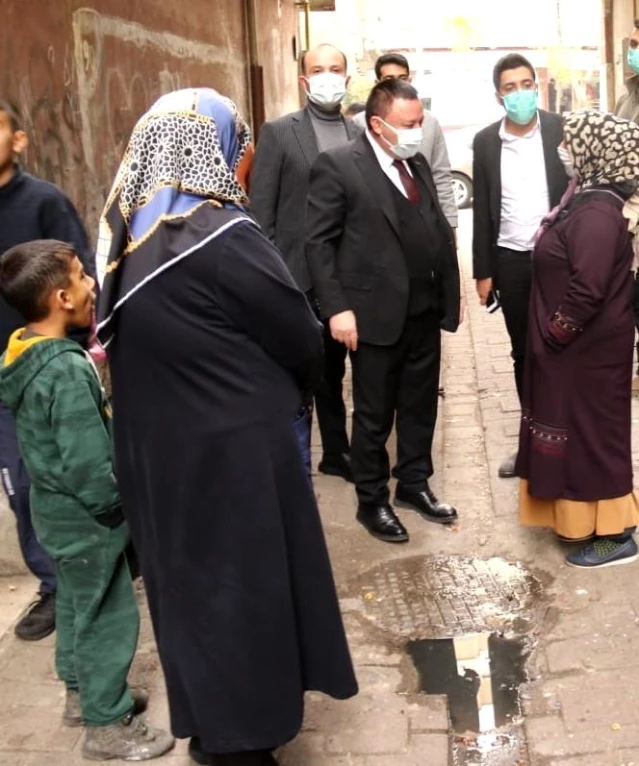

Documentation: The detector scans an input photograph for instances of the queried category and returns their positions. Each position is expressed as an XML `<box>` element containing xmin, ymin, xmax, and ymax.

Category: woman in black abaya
<box><xmin>96</xmin><ymin>88</ymin><xmax>357</xmax><ymax>766</ymax></box>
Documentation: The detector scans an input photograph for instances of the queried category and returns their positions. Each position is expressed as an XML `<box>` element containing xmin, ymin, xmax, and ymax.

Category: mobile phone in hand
<box><xmin>485</xmin><ymin>290</ymin><xmax>501</xmax><ymax>314</ymax></box>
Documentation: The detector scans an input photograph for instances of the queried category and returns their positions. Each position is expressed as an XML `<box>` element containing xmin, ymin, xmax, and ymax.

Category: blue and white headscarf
<box><xmin>96</xmin><ymin>88</ymin><xmax>252</xmax><ymax>346</ymax></box>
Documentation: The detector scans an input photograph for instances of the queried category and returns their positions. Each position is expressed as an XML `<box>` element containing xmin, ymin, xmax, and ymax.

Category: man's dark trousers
<box><xmin>315</xmin><ymin>321</ymin><xmax>350</xmax><ymax>460</ymax></box>
<box><xmin>0</xmin><ymin>402</ymin><xmax>56</xmax><ymax>594</ymax></box>
<box><xmin>496</xmin><ymin>248</ymin><xmax>533</xmax><ymax>402</ymax></box>
<box><xmin>349</xmin><ymin>312</ymin><xmax>441</xmax><ymax>506</ymax></box>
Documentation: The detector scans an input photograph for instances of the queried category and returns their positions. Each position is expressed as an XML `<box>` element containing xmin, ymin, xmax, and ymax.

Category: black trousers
<box><xmin>314</xmin><ymin>320</ymin><xmax>350</xmax><ymax>459</ymax></box>
<box><xmin>496</xmin><ymin>248</ymin><xmax>533</xmax><ymax>402</ymax></box>
<box><xmin>350</xmin><ymin>313</ymin><xmax>441</xmax><ymax>506</ymax></box>
<box><xmin>0</xmin><ymin>402</ymin><xmax>56</xmax><ymax>594</ymax></box>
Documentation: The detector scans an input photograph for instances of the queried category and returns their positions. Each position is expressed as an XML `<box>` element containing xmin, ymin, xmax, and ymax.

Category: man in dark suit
<box><xmin>306</xmin><ymin>79</ymin><xmax>460</xmax><ymax>544</ymax></box>
<box><xmin>472</xmin><ymin>53</ymin><xmax>569</xmax><ymax>479</ymax></box>
<box><xmin>251</xmin><ymin>44</ymin><xmax>360</xmax><ymax>482</ymax></box>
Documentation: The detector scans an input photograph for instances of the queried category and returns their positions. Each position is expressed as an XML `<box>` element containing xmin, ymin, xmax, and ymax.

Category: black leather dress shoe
<box><xmin>498</xmin><ymin>453</ymin><xmax>518</xmax><ymax>479</ymax></box>
<box><xmin>318</xmin><ymin>452</ymin><xmax>354</xmax><ymax>482</ymax></box>
<box><xmin>394</xmin><ymin>484</ymin><xmax>458</xmax><ymax>524</ymax></box>
<box><xmin>357</xmin><ymin>503</ymin><xmax>409</xmax><ymax>543</ymax></box>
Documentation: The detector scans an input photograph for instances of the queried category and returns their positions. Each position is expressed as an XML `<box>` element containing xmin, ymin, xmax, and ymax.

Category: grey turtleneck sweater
<box><xmin>307</xmin><ymin>100</ymin><xmax>349</xmax><ymax>153</ymax></box>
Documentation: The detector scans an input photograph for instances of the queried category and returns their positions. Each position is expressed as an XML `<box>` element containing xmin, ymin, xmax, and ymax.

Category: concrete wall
<box><xmin>0</xmin><ymin>0</ymin><xmax>299</xmax><ymax>239</ymax></box>
<box><xmin>256</xmin><ymin>0</ymin><xmax>301</xmax><ymax>120</ymax></box>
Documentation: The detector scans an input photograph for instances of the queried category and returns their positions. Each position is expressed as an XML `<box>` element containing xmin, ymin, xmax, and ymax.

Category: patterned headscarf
<box><xmin>96</xmin><ymin>88</ymin><xmax>253</xmax><ymax>346</ymax></box>
<box><xmin>563</xmin><ymin>111</ymin><xmax>639</xmax><ymax>256</ymax></box>
<box><xmin>563</xmin><ymin>110</ymin><xmax>639</xmax><ymax>191</ymax></box>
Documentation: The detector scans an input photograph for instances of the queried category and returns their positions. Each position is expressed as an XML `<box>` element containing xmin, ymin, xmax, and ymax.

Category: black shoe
<box><xmin>14</xmin><ymin>592</ymin><xmax>56</xmax><ymax>641</ymax></box>
<box><xmin>188</xmin><ymin>740</ymin><xmax>277</xmax><ymax>765</ymax></box>
<box><xmin>356</xmin><ymin>503</ymin><xmax>409</xmax><ymax>543</ymax></box>
<box><xmin>394</xmin><ymin>484</ymin><xmax>458</xmax><ymax>524</ymax></box>
<box><xmin>318</xmin><ymin>452</ymin><xmax>353</xmax><ymax>482</ymax></box>
<box><xmin>498</xmin><ymin>453</ymin><xmax>517</xmax><ymax>479</ymax></box>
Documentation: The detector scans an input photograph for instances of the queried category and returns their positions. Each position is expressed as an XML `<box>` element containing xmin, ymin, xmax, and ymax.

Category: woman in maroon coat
<box><xmin>516</xmin><ymin>111</ymin><xmax>639</xmax><ymax>568</ymax></box>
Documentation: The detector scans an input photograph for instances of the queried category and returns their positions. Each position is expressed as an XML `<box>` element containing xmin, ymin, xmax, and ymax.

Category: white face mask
<box><xmin>557</xmin><ymin>146</ymin><xmax>576</xmax><ymax>178</ymax></box>
<box><xmin>378</xmin><ymin>119</ymin><xmax>422</xmax><ymax>160</ymax></box>
<box><xmin>306</xmin><ymin>72</ymin><xmax>347</xmax><ymax>108</ymax></box>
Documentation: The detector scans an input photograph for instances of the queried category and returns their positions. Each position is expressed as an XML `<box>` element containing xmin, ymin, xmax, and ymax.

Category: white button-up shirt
<box><xmin>365</xmin><ymin>130</ymin><xmax>411</xmax><ymax>197</ymax></box>
<box><xmin>497</xmin><ymin>117</ymin><xmax>550</xmax><ymax>252</ymax></box>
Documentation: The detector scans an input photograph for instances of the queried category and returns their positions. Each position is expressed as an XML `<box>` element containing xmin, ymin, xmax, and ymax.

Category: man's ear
<box><xmin>12</xmin><ymin>130</ymin><xmax>28</xmax><ymax>157</ymax></box>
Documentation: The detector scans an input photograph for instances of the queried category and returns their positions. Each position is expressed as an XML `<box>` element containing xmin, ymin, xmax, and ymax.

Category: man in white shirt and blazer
<box><xmin>472</xmin><ymin>53</ymin><xmax>569</xmax><ymax>478</ymax></box>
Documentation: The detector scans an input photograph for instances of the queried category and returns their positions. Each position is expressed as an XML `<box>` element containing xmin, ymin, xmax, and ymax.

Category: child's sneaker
<box><xmin>82</xmin><ymin>713</ymin><xmax>174</xmax><ymax>761</ymax></box>
<box><xmin>63</xmin><ymin>688</ymin><xmax>149</xmax><ymax>727</ymax></box>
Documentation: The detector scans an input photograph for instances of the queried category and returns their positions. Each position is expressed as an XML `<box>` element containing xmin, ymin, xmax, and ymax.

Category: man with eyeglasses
<box><xmin>472</xmin><ymin>54</ymin><xmax>569</xmax><ymax>479</ymax></box>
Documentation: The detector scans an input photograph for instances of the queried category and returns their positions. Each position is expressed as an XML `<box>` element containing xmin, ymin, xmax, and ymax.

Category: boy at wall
<box><xmin>0</xmin><ymin>98</ymin><xmax>97</xmax><ymax>640</ymax></box>
<box><xmin>0</xmin><ymin>240</ymin><xmax>174</xmax><ymax>762</ymax></box>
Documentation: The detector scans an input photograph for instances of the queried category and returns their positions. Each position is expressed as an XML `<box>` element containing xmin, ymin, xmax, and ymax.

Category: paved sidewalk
<box><xmin>2</xmin><ymin>209</ymin><xmax>639</xmax><ymax>765</ymax></box>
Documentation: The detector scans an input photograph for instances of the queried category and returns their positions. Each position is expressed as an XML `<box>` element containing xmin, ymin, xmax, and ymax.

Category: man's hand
<box><xmin>476</xmin><ymin>278</ymin><xmax>493</xmax><ymax>306</ymax></box>
<box><xmin>329</xmin><ymin>310</ymin><xmax>358</xmax><ymax>351</ymax></box>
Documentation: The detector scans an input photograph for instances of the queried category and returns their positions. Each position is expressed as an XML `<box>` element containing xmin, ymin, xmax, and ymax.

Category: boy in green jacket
<box><xmin>0</xmin><ymin>239</ymin><xmax>173</xmax><ymax>761</ymax></box>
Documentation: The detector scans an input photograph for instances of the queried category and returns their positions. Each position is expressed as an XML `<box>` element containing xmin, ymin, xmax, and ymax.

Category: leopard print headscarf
<box><xmin>563</xmin><ymin>110</ymin><xmax>639</xmax><ymax>190</ymax></box>
<box><xmin>564</xmin><ymin>111</ymin><xmax>639</xmax><ymax>255</ymax></box>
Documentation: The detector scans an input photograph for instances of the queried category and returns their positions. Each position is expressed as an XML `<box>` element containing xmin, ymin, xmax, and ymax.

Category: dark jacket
<box><xmin>472</xmin><ymin>110</ymin><xmax>569</xmax><ymax>283</ymax></box>
<box><xmin>0</xmin><ymin>168</ymin><xmax>96</xmax><ymax>348</ymax></box>
<box><xmin>0</xmin><ymin>333</ymin><xmax>120</xmax><ymax>557</ymax></box>
<box><xmin>250</xmin><ymin>107</ymin><xmax>360</xmax><ymax>292</ymax></box>
<box><xmin>305</xmin><ymin>133</ymin><xmax>461</xmax><ymax>346</ymax></box>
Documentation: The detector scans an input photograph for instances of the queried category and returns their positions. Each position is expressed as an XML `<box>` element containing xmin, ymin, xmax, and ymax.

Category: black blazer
<box><xmin>305</xmin><ymin>134</ymin><xmax>461</xmax><ymax>346</ymax></box>
<box><xmin>250</xmin><ymin>107</ymin><xmax>360</xmax><ymax>292</ymax></box>
<box><xmin>472</xmin><ymin>110</ymin><xmax>569</xmax><ymax>283</ymax></box>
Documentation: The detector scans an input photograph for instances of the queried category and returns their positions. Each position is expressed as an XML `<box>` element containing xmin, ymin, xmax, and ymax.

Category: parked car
<box><xmin>443</xmin><ymin>126</ymin><xmax>481</xmax><ymax>209</ymax></box>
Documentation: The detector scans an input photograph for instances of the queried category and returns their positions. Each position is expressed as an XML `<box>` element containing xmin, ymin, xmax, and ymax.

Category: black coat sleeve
<box><xmin>305</xmin><ymin>151</ymin><xmax>350</xmax><ymax>319</ymax></box>
<box><xmin>215</xmin><ymin>222</ymin><xmax>323</xmax><ymax>394</ymax></box>
<box><xmin>249</xmin><ymin>121</ymin><xmax>281</xmax><ymax>241</ymax></box>
<box><xmin>471</xmin><ymin>134</ymin><xmax>494</xmax><ymax>281</ymax></box>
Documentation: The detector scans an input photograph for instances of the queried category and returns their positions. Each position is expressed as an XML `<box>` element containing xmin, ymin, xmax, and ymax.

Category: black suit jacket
<box><xmin>305</xmin><ymin>134</ymin><xmax>461</xmax><ymax>346</ymax></box>
<box><xmin>472</xmin><ymin>110</ymin><xmax>569</xmax><ymax>283</ymax></box>
<box><xmin>250</xmin><ymin>107</ymin><xmax>360</xmax><ymax>292</ymax></box>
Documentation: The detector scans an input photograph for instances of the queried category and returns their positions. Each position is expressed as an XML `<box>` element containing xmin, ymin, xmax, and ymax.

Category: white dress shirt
<box><xmin>365</xmin><ymin>130</ymin><xmax>411</xmax><ymax>197</ymax></box>
<box><xmin>497</xmin><ymin>117</ymin><xmax>550</xmax><ymax>251</ymax></box>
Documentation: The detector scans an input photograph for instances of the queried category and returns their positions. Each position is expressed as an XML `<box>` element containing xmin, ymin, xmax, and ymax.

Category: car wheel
<box><xmin>451</xmin><ymin>173</ymin><xmax>472</xmax><ymax>209</ymax></box>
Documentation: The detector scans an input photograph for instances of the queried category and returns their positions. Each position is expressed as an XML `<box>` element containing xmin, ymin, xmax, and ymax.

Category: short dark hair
<box><xmin>344</xmin><ymin>102</ymin><xmax>365</xmax><ymax>117</ymax></box>
<box><xmin>374</xmin><ymin>53</ymin><xmax>410</xmax><ymax>80</ymax></box>
<box><xmin>0</xmin><ymin>240</ymin><xmax>76</xmax><ymax>322</ymax></box>
<box><xmin>365</xmin><ymin>79</ymin><xmax>420</xmax><ymax>129</ymax></box>
<box><xmin>300</xmin><ymin>44</ymin><xmax>348</xmax><ymax>76</ymax></box>
<box><xmin>0</xmin><ymin>99</ymin><xmax>21</xmax><ymax>132</ymax></box>
<box><xmin>492</xmin><ymin>54</ymin><xmax>536</xmax><ymax>91</ymax></box>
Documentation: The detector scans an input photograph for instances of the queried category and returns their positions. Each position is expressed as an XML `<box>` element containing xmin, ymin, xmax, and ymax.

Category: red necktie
<box><xmin>392</xmin><ymin>160</ymin><xmax>420</xmax><ymax>205</ymax></box>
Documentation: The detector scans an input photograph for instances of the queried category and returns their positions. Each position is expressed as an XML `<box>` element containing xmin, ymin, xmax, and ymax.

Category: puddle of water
<box><xmin>407</xmin><ymin>633</ymin><xmax>528</xmax><ymax>765</ymax></box>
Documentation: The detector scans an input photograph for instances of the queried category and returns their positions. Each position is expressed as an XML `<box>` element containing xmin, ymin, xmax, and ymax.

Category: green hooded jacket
<box><xmin>0</xmin><ymin>330</ymin><xmax>120</xmax><ymax>557</ymax></box>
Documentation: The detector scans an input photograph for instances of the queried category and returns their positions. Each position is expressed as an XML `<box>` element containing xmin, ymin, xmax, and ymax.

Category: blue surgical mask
<box><xmin>502</xmin><ymin>89</ymin><xmax>538</xmax><ymax>126</ymax></box>
<box><xmin>628</xmin><ymin>47</ymin><xmax>639</xmax><ymax>76</ymax></box>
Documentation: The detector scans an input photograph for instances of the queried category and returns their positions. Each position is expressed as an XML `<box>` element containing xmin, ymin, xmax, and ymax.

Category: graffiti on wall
<box><xmin>13</xmin><ymin>6</ymin><xmax>248</xmax><ymax>237</ymax></box>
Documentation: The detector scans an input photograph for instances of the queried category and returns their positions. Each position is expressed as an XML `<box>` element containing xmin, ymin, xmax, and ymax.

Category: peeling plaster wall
<box><xmin>0</xmin><ymin>1</ymin><xmax>296</xmax><ymax>238</ymax></box>
<box><xmin>255</xmin><ymin>0</ymin><xmax>301</xmax><ymax>120</ymax></box>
